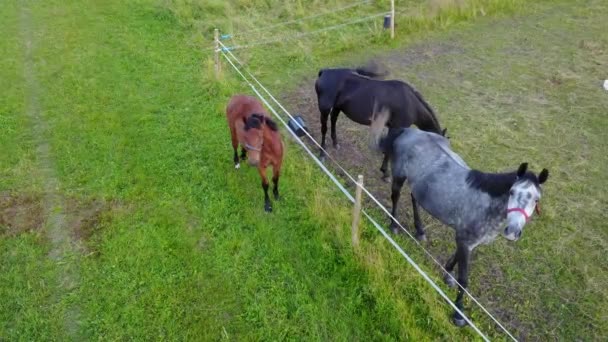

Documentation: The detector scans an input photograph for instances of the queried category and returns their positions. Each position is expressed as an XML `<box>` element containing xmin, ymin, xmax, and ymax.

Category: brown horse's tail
<box><xmin>369</xmin><ymin>103</ymin><xmax>391</xmax><ymax>152</ymax></box>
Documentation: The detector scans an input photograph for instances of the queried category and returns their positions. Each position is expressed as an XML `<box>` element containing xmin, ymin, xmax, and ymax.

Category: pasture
<box><xmin>1</xmin><ymin>0</ymin><xmax>606</xmax><ymax>340</ymax></box>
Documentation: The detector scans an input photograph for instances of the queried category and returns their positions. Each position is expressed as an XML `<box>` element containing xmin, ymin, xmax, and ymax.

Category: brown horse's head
<box><xmin>243</xmin><ymin>114</ymin><xmax>266</xmax><ymax>166</ymax></box>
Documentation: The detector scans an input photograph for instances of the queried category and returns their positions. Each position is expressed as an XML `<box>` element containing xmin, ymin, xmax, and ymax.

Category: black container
<box><xmin>287</xmin><ymin>115</ymin><xmax>308</xmax><ymax>137</ymax></box>
<box><xmin>383</xmin><ymin>14</ymin><xmax>392</xmax><ymax>29</ymax></box>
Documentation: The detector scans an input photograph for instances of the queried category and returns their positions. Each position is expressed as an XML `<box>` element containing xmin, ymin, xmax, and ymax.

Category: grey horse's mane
<box><xmin>426</xmin><ymin>133</ymin><xmax>469</xmax><ymax>169</ymax></box>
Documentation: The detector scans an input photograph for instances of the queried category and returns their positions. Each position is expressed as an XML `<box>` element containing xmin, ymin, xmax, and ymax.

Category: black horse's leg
<box><xmin>320</xmin><ymin>109</ymin><xmax>330</xmax><ymax>160</ymax></box>
<box><xmin>452</xmin><ymin>242</ymin><xmax>471</xmax><ymax>327</ymax></box>
<box><xmin>390</xmin><ymin>176</ymin><xmax>406</xmax><ymax>234</ymax></box>
<box><xmin>330</xmin><ymin>109</ymin><xmax>339</xmax><ymax>149</ymax></box>
<box><xmin>240</xmin><ymin>147</ymin><xmax>247</xmax><ymax>161</ymax></box>
<box><xmin>380</xmin><ymin>153</ymin><xmax>390</xmax><ymax>182</ymax></box>
<box><xmin>411</xmin><ymin>193</ymin><xmax>427</xmax><ymax>241</ymax></box>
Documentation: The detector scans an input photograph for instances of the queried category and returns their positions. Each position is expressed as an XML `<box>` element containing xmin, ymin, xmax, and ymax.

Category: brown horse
<box><xmin>226</xmin><ymin>95</ymin><xmax>284</xmax><ymax>212</ymax></box>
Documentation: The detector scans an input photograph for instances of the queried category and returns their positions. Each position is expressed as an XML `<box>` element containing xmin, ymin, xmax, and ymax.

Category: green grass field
<box><xmin>1</xmin><ymin>0</ymin><xmax>606</xmax><ymax>340</ymax></box>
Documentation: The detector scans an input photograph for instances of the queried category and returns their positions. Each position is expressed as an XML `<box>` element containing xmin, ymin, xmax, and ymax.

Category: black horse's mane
<box><xmin>244</xmin><ymin>113</ymin><xmax>278</xmax><ymax>131</ymax></box>
<box><xmin>346</xmin><ymin>72</ymin><xmax>443</xmax><ymax>135</ymax></box>
<box><xmin>466</xmin><ymin>170</ymin><xmax>540</xmax><ymax>197</ymax></box>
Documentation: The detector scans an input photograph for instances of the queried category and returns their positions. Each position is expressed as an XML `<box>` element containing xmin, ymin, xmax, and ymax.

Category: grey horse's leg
<box><xmin>380</xmin><ymin>153</ymin><xmax>390</xmax><ymax>182</ymax></box>
<box><xmin>410</xmin><ymin>193</ymin><xmax>427</xmax><ymax>241</ymax></box>
<box><xmin>330</xmin><ymin>109</ymin><xmax>339</xmax><ymax>149</ymax></box>
<box><xmin>452</xmin><ymin>242</ymin><xmax>471</xmax><ymax>327</ymax></box>
<box><xmin>443</xmin><ymin>252</ymin><xmax>458</xmax><ymax>288</ymax></box>
<box><xmin>390</xmin><ymin>176</ymin><xmax>407</xmax><ymax>234</ymax></box>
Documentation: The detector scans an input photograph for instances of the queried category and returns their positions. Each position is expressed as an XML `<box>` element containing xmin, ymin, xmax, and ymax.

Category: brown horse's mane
<box><xmin>244</xmin><ymin>113</ymin><xmax>278</xmax><ymax>132</ymax></box>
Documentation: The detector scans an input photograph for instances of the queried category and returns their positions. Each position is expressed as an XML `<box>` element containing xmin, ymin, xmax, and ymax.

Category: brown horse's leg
<box><xmin>272</xmin><ymin>165</ymin><xmax>280</xmax><ymax>200</ymax></box>
<box><xmin>230</xmin><ymin>125</ymin><xmax>240</xmax><ymax>169</ymax></box>
<box><xmin>259</xmin><ymin>166</ymin><xmax>272</xmax><ymax>212</ymax></box>
<box><xmin>240</xmin><ymin>147</ymin><xmax>247</xmax><ymax>161</ymax></box>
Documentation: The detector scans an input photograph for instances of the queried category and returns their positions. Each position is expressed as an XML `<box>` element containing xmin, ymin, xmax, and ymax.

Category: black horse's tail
<box><xmin>355</xmin><ymin>67</ymin><xmax>386</xmax><ymax>79</ymax></box>
<box><xmin>355</xmin><ymin>61</ymin><xmax>388</xmax><ymax>79</ymax></box>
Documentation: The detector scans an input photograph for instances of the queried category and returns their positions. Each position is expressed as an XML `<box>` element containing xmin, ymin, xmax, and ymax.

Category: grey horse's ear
<box><xmin>538</xmin><ymin>169</ymin><xmax>549</xmax><ymax>184</ymax></box>
<box><xmin>517</xmin><ymin>163</ymin><xmax>528</xmax><ymax>178</ymax></box>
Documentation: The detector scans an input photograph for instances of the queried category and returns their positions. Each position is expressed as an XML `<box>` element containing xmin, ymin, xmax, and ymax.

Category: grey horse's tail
<box><xmin>369</xmin><ymin>104</ymin><xmax>391</xmax><ymax>152</ymax></box>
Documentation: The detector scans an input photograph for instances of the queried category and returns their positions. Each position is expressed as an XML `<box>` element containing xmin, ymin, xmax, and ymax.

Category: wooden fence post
<box><xmin>214</xmin><ymin>28</ymin><xmax>221</xmax><ymax>79</ymax></box>
<box><xmin>351</xmin><ymin>174</ymin><xmax>364</xmax><ymax>247</ymax></box>
<box><xmin>390</xmin><ymin>0</ymin><xmax>395</xmax><ymax>39</ymax></box>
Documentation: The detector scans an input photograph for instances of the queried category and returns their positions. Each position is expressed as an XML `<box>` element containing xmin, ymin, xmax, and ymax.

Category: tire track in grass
<box><xmin>19</xmin><ymin>4</ymin><xmax>81</xmax><ymax>339</ymax></box>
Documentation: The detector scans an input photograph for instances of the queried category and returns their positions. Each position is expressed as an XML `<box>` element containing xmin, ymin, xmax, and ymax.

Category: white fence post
<box><xmin>391</xmin><ymin>0</ymin><xmax>395</xmax><ymax>39</ymax></box>
<box><xmin>351</xmin><ymin>174</ymin><xmax>364</xmax><ymax>247</ymax></box>
<box><xmin>214</xmin><ymin>28</ymin><xmax>221</xmax><ymax>78</ymax></box>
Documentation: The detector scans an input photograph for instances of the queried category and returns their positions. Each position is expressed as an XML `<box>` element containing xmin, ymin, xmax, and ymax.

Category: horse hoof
<box><xmin>453</xmin><ymin>317</ymin><xmax>467</xmax><ymax>327</ymax></box>
<box><xmin>274</xmin><ymin>194</ymin><xmax>280</xmax><ymax>201</ymax></box>
<box><xmin>235</xmin><ymin>163</ymin><xmax>240</xmax><ymax>169</ymax></box>
<box><xmin>319</xmin><ymin>155</ymin><xmax>326</xmax><ymax>162</ymax></box>
<box><xmin>390</xmin><ymin>225</ymin><xmax>401</xmax><ymax>235</ymax></box>
<box><xmin>444</xmin><ymin>274</ymin><xmax>457</xmax><ymax>288</ymax></box>
<box><xmin>333</xmin><ymin>144</ymin><xmax>340</xmax><ymax>150</ymax></box>
<box><xmin>416</xmin><ymin>233</ymin><xmax>427</xmax><ymax>242</ymax></box>
<box><xmin>265</xmin><ymin>205</ymin><xmax>272</xmax><ymax>213</ymax></box>
<box><xmin>381</xmin><ymin>175</ymin><xmax>391</xmax><ymax>183</ymax></box>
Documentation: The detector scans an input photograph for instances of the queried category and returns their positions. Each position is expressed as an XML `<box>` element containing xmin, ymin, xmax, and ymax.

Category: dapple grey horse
<box><xmin>371</xmin><ymin>111</ymin><xmax>549</xmax><ymax>326</ymax></box>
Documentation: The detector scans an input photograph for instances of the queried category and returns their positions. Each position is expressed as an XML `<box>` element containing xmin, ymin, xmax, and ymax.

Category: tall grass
<box><xmin>163</xmin><ymin>0</ymin><xmax>526</xmax><ymax>34</ymax></box>
<box><xmin>159</xmin><ymin>0</ymin><xmax>532</xmax><ymax>90</ymax></box>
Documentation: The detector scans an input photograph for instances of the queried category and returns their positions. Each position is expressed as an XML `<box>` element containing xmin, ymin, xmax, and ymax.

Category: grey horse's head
<box><xmin>504</xmin><ymin>163</ymin><xmax>549</xmax><ymax>241</ymax></box>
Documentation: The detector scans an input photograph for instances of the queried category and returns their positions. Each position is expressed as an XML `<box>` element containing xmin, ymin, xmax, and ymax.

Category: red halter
<box><xmin>507</xmin><ymin>203</ymin><xmax>541</xmax><ymax>222</ymax></box>
<box><xmin>507</xmin><ymin>207</ymin><xmax>530</xmax><ymax>222</ymax></box>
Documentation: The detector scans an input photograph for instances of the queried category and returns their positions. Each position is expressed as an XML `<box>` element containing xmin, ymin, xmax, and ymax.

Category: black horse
<box><xmin>315</xmin><ymin>67</ymin><xmax>446</xmax><ymax>180</ymax></box>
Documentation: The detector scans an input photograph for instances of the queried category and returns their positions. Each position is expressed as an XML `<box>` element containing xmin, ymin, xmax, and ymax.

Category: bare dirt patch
<box><xmin>0</xmin><ymin>191</ymin><xmax>44</xmax><ymax>236</ymax></box>
<box><xmin>0</xmin><ymin>191</ymin><xmax>123</xmax><ymax>245</ymax></box>
<box><xmin>65</xmin><ymin>198</ymin><xmax>123</xmax><ymax>245</ymax></box>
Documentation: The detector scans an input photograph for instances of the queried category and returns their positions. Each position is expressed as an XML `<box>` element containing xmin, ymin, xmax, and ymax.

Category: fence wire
<box><xmin>219</xmin><ymin>45</ymin><xmax>523</xmax><ymax>341</ymax></box>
